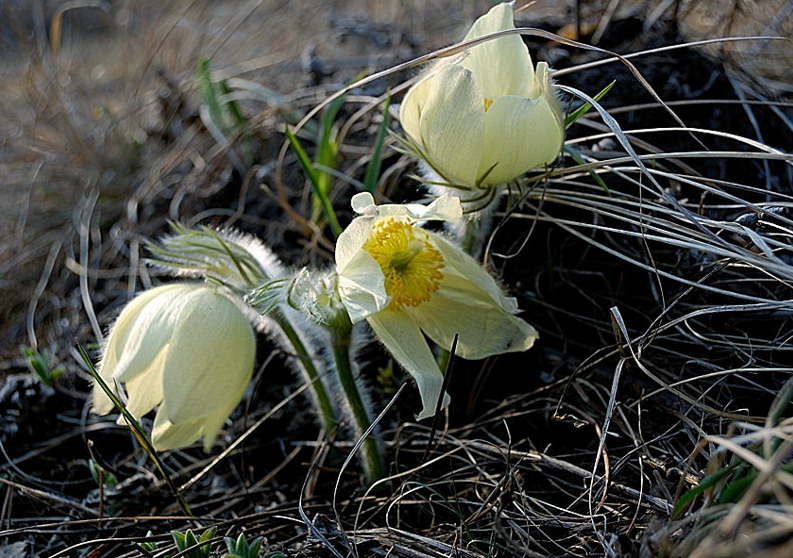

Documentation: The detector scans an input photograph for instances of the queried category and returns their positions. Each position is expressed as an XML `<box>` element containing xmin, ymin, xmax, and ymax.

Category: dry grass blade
<box><xmin>2</xmin><ymin>1</ymin><xmax>793</xmax><ymax>557</ymax></box>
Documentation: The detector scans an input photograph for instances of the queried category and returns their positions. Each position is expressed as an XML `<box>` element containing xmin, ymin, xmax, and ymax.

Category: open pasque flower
<box><xmin>93</xmin><ymin>283</ymin><xmax>256</xmax><ymax>451</ymax></box>
<box><xmin>336</xmin><ymin>193</ymin><xmax>538</xmax><ymax>419</ymax></box>
<box><xmin>399</xmin><ymin>2</ymin><xmax>564</xmax><ymax>189</ymax></box>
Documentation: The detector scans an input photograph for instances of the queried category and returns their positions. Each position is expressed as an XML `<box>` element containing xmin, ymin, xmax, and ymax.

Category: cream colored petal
<box><xmin>93</xmin><ymin>285</ymin><xmax>181</xmax><ymax>414</ymax></box>
<box><xmin>335</xmin><ymin>215</ymin><xmax>373</xmax><ymax>270</ymax></box>
<box><xmin>337</xmin><ymin>249</ymin><xmax>390</xmax><ymax>323</ymax></box>
<box><xmin>478</xmin><ymin>91</ymin><xmax>564</xmax><ymax>185</ymax></box>
<box><xmin>196</xmin><ymin>408</ymin><xmax>233</xmax><ymax>452</ymax></box>
<box><xmin>350</xmin><ymin>192</ymin><xmax>378</xmax><ymax>215</ymax></box>
<box><xmin>375</xmin><ymin>194</ymin><xmax>463</xmax><ymax>224</ymax></box>
<box><xmin>152</xmin><ymin>394</ymin><xmax>238</xmax><ymax>451</ymax></box>
<box><xmin>92</xmin><ymin>372</ymin><xmax>120</xmax><ymax>415</ymax></box>
<box><xmin>351</xmin><ymin>191</ymin><xmax>463</xmax><ymax>223</ymax></box>
<box><xmin>432</xmin><ymin>232</ymin><xmax>517</xmax><ymax>308</ymax></box>
<box><xmin>399</xmin><ymin>66</ymin><xmax>442</xmax><ymax>159</ymax></box>
<box><xmin>92</xmin><ymin>386</ymin><xmax>117</xmax><ymax>416</ymax></box>
<box><xmin>535</xmin><ymin>62</ymin><xmax>565</xmax><ymax>125</ymax></box>
<box><xmin>367</xmin><ymin>310</ymin><xmax>450</xmax><ymax>420</ymax></box>
<box><xmin>162</xmin><ymin>288</ymin><xmax>255</xmax><ymax>424</ymax></box>
<box><xmin>411</xmin><ymin>64</ymin><xmax>485</xmax><ymax>187</ymax></box>
<box><xmin>460</xmin><ymin>3</ymin><xmax>533</xmax><ymax>99</ymax></box>
<box><xmin>122</xmin><ymin>349</ymin><xmax>166</xmax><ymax>418</ymax></box>
<box><xmin>151</xmin><ymin>411</ymin><xmax>203</xmax><ymax>451</ymax></box>
<box><xmin>112</xmin><ymin>285</ymin><xmax>196</xmax><ymax>383</ymax></box>
<box><xmin>410</xmin><ymin>232</ymin><xmax>538</xmax><ymax>358</ymax></box>
<box><xmin>412</xmin><ymin>272</ymin><xmax>538</xmax><ymax>360</ymax></box>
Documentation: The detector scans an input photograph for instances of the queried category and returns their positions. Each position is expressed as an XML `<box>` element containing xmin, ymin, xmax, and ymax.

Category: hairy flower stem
<box><xmin>457</xmin><ymin>187</ymin><xmax>505</xmax><ymax>257</ymax></box>
<box><xmin>330</xmin><ymin>324</ymin><xmax>385</xmax><ymax>484</ymax></box>
<box><xmin>273</xmin><ymin>313</ymin><xmax>338</xmax><ymax>435</ymax></box>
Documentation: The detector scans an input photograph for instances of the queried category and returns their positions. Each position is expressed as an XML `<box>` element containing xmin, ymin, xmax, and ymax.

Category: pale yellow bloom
<box><xmin>336</xmin><ymin>193</ymin><xmax>538</xmax><ymax>419</ymax></box>
<box><xmin>93</xmin><ymin>283</ymin><xmax>256</xmax><ymax>451</ymax></box>
<box><xmin>399</xmin><ymin>3</ymin><xmax>564</xmax><ymax>188</ymax></box>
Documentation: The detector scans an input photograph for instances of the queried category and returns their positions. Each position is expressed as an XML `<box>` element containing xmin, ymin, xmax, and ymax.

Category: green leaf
<box><xmin>564</xmin><ymin>144</ymin><xmax>611</xmax><ymax>194</ymax></box>
<box><xmin>285</xmin><ymin>126</ymin><xmax>342</xmax><ymax>237</ymax></box>
<box><xmin>197</xmin><ymin>58</ymin><xmax>252</xmax><ymax>164</ymax></box>
<box><xmin>565</xmin><ymin>81</ymin><xmax>615</xmax><ymax>127</ymax></box>
<box><xmin>171</xmin><ymin>528</ymin><xmax>215</xmax><ymax>558</ymax></box>
<box><xmin>672</xmin><ymin>461</ymin><xmax>737</xmax><ymax>518</ymax></box>
<box><xmin>88</xmin><ymin>458</ymin><xmax>118</xmax><ymax>487</ymax></box>
<box><xmin>316</xmin><ymin>93</ymin><xmax>347</xmax><ymax>194</ymax></box>
<box><xmin>363</xmin><ymin>94</ymin><xmax>392</xmax><ymax>193</ymax></box>
<box><xmin>78</xmin><ymin>345</ymin><xmax>192</xmax><ymax>516</ymax></box>
<box><xmin>222</xmin><ymin>533</ymin><xmax>264</xmax><ymax>558</ymax></box>
<box><xmin>139</xmin><ymin>540</ymin><xmax>159</xmax><ymax>552</ymax></box>
<box><xmin>21</xmin><ymin>345</ymin><xmax>64</xmax><ymax>387</ymax></box>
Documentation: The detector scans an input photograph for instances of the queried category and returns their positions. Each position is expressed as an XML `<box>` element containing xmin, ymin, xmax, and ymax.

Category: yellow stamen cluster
<box><xmin>363</xmin><ymin>219</ymin><xmax>444</xmax><ymax>308</ymax></box>
<box><xmin>483</xmin><ymin>97</ymin><xmax>494</xmax><ymax>111</ymax></box>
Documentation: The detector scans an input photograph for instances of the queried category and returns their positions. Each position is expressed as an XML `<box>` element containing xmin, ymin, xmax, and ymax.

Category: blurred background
<box><xmin>1</xmin><ymin>0</ymin><xmax>790</xmax><ymax>365</ymax></box>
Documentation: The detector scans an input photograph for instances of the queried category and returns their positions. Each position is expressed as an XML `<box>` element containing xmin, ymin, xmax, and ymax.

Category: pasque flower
<box><xmin>336</xmin><ymin>192</ymin><xmax>538</xmax><ymax>419</ymax></box>
<box><xmin>399</xmin><ymin>2</ymin><xmax>564</xmax><ymax>189</ymax></box>
<box><xmin>93</xmin><ymin>283</ymin><xmax>256</xmax><ymax>451</ymax></box>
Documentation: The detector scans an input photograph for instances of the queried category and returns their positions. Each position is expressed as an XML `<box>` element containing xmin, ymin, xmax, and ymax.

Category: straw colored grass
<box><xmin>1</xmin><ymin>1</ymin><xmax>792</xmax><ymax>557</ymax></box>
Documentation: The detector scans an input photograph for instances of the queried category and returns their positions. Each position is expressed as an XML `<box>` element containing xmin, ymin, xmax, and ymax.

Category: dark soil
<box><xmin>2</xmin><ymin>3</ymin><xmax>792</xmax><ymax>558</ymax></box>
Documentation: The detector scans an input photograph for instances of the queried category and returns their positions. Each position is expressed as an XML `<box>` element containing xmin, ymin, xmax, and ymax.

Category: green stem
<box><xmin>273</xmin><ymin>313</ymin><xmax>338</xmax><ymax>435</ymax></box>
<box><xmin>457</xmin><ymin>188</ymin><xmax>502</xmax><ymax>258</ymax></box>
<box><xmin>458</xmin><ymin>218</ymin><xmax>480</xmax><ymax>256</ymax></box>
<box><xmin>330</xmin><ymin>325</ymin><xmax>384</xmax><ymax>483</ymax></box>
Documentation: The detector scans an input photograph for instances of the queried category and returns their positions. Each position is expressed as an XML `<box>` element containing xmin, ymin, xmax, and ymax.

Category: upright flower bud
<box><xmin>93</xmin><ymin>283</ymin><xmax>256</xmax><ymax>451</ymax></box>
<box><xmin>399</xmin><ymin>2</ymin><xmax>564</xmax><ymax>189</ymax></box>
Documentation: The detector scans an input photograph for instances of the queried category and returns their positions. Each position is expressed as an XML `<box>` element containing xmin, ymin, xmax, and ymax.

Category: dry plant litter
<box><xmin>1</xmin><ymin>1</ymin><xmax>792</xmax><ymax>557</ymax></box>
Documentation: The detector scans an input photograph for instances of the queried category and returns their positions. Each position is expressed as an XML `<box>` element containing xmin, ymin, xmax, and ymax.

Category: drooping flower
<box><xmin>335</xmin><ymin>192</ymin><xmax>538</xmax><ymax>419</ymax></box>
<box><xmin>399</xmin><ymin>2</ymin><xmax>564</xmax><ymax>189</ymax></box>
<box><xmin>93</xmin><ymin>283</ymin><xmax>256</xmax><ymax>451</ymax></box>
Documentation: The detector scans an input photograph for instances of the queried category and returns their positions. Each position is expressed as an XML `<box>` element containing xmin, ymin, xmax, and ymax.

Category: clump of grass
<box><xmin>648</xmin><ymin>379</ymin><xmax>793</xmax><ymax>557</ymax></box>
<box><xmin>2</xmin><ymin>2</ymin><xmax>793</xmax><ymax>558</ymax></box>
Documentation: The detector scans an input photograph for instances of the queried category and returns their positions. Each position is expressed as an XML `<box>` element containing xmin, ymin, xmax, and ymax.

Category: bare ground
<box><xmin>1</xmin><ymin>1</ymin><xmax>792</xmax><ymax>557</ymax></box>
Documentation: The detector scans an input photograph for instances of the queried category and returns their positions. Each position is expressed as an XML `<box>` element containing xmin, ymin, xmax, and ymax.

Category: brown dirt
<box><xmin>1</xmin><ymin>1</ymin><xmax>792</xmax><ymax>557</ymax></box>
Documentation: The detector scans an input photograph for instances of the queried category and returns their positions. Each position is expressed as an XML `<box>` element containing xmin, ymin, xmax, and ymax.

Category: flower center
<box><xmin>483</xmin><ymin>97</ymin><xmax>494</xmax><ymax>111</ymax></box>
<box><xmin>363</xmin><ymin>219</ymin><xmax>444</xmax><ymax>308</ymax></box>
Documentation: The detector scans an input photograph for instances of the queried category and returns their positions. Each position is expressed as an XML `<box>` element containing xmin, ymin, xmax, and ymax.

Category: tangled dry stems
<box><xmin>1</xmin><ymin>1</ymin><xmax>793</xmax><ymax>557</ymax></box>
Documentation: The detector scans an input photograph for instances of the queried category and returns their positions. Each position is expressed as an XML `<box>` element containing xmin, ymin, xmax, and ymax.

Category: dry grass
<box><xmin>1</xmin><ymin>1</ymin><xmax>792</xmax><ymax>557</ymax></box>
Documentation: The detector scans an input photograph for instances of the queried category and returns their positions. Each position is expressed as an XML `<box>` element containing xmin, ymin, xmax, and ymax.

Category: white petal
<box><xmin>152</xmin><ymin>396</ymin><xmax>239</xmax><ymax>452</ymax></box>
<box><xmin>534</xmin><ymin>61</ymin><xmax>565</xmax><ymax>123</ymax></box>
<box><xmin>196</xmin><ymin>409</ymin><xmax>233</xmax><ymax>452</ymax></box>
<box><xmin>399</xmin><ymin>66</ymin><xmax>438</xmax><ymax>156</ymax></box>
<box><xmin>368</xmin><ymin>310</ymin><xmax>449</xmax><ymax>420</ymax></box>
<box><xmin>122</xmin><ymin>350</ymin><xmax>166</xmax><ymax>418</ymax></box>
<box><xmin>153</xmin><ymin>395</ymin><xmax>241</xmax><ymax>452</ymax></box>
<box><xmin>372</xmin><ymin>193</ymin><xmax>463</xmax><ymax>223</ymax></box>
<box><xmin>93</xmin><ymin>285</ymin><xmax>180</xmax><ymax>414</ymax></box>
<box><xmin>335</xmin><ymin>215</ymin><xmax>373</xmax><ymax>271</ymax></box>
<box><xmin>92</xmin><ymin>391</ymin><xmax>117</xmax><ymax>416</ymax></box>
<box><xmin>420</xmin><ymin>194</ymin><xmax>464</xmax><ymax>222</ymax></box>
<box><xmin>407</xmin><ymin>64</ymin><xmax>485</xmax><ymax>187</ymax></box>
<box><xmin>350</xmin><ymin>192</ymin><xmax>377</xmax><ymax>215</ymax></box>
<box><xmin>412</xmin><ymin>273</ymin><xmax>538</xmax><ymax>359</ymax></box>
<box><xmin>112</xmin><ymin>285</ymin><xmax>192</xmax><ymax>383</ymax></box>
<box><xmin>461</xmin><ymin>3</ymin><xmax>534</xmax><ymax>100</ymax></box>
<box><xmin>337</xmin><ymin>249</ymin><xmax>390</xmax><ymax>323</ymax></box>
<box><xmin>161</xmin><ymin>288</ymin><xmax>255</xmax><ymax>424</ymax></box>
<box><xmin>432</xmin><ymin>232</ymin><xmax>516</xmax><ymax>307</ymax></box>
<box><xmin>411</xmin><ymin>232</ymin><xmax>538</xmax><ymax>358</ymax></box>
<box><xmin>151</xmin><ymin>411</ymin><xmax>203</xmax><ymax>451</ymax></box>
<box><xmin>478</xmin><ymin>91</ymin><xmax>564</xmax><ymax>185</ymax></box>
